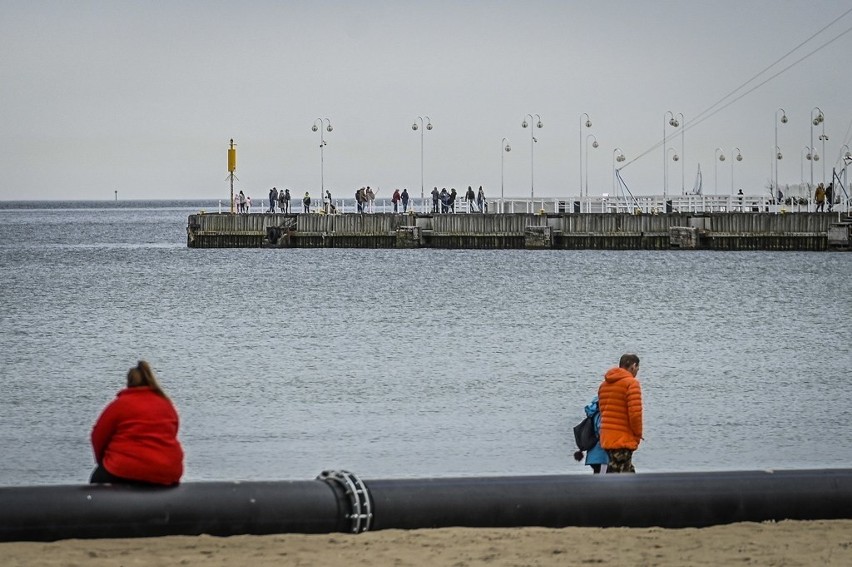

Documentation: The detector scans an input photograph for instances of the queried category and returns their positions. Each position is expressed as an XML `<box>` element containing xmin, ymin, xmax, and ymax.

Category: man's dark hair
<box><xmin>619</xmin><ymin>353</ymin><xmax>640</xmax><ymax>369</ymax></box>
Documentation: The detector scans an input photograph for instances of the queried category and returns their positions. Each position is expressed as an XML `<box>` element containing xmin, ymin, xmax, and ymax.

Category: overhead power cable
<box><xmin>619</xmin><ymin>8</ymin><xmax>852</xmax><ymax>172</ymax></box>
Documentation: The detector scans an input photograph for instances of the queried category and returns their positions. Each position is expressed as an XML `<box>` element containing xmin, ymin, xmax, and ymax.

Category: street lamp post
<box><xmin>774</xmin><ymin>108</ymin><xmax>787</xmax><ymax>198</ymax></box>
<box><xmin>667</xmin><ymin>148</ymin><xmax>680</xmax><ymax>201</ymax></box>
<box><xmin>810</xmin><ymin>107</ymin><xmax>824</xmax><ymax>186</ymax></box>
<box><xmin>412</xmin><ymin>116</ymin><xmax>433</xmax><ymax>204</ymax></box>
<box><xmin>818</xmin><ymin>123</ymin><xmax>829</xmax><ymax>185</ymax></box>
<box><xmin>522</xmin><ymin>114</ymin><xmax>543</xmax><ymax>208</ymax></box>
<box><xmin>773</xmin><ymin>145</ymin><xmax>783</xmax><ymax>201</ymax></box>
<box><xmin>730</xmin><ymin>147</ymin><xmax>742</xmax><ymax>195</ymax></box>
<box><xmin>801</xmin><ymin>145</ymin><xmax>813</xmax><ymax>185</ymax></box>
<box><xmin>501</xmin><ymin>137</ymin><xmax>511</xmax><ymax>203</ymax></box>
<box><xmin>714</xmin><ymin>148</ymin><xmax>725</xmax><ymax>194</ymax></box>
<box><xmin>674</xmin><ymin>112</ymin><xmax>685</xmax><ymax>194</ymax></box>
<box><xmin>612</xmin><ymin>147</ymin><xmax>625</xmax><ymax>195</ymax></box>
<box><xmin>580</xmin><ymin>113</ymin><xmax>592</xmax><ymax>197</ymax></box>
<box><xmin>663</xmin><ymin>111</ymin><xmax>680</xmax><ymax>197</ymax></box>
<box><xmin>584</xmin><ymin>134</ymin><xmax>599</xmax><ymax>198</ymax></box>
<box><xmin>312</xmin><ymin>118</ymin><xmax>333</xmax><ymax>195</ymax></box>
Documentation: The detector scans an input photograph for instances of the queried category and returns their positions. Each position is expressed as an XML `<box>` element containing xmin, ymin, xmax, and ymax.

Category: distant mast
<box><xmin>228</xmin><ymin>139</ymin><xmax>237</xmax><ymax>214</ymax></box>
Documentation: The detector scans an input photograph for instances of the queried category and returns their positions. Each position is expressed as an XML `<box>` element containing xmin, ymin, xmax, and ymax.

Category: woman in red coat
<box><xmin>90</xmin><ymin>360</ymin><xmax>184</xmax><ymax>485</ymax></box>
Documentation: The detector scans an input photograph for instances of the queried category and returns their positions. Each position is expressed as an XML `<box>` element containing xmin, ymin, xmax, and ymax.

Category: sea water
<box><xmin>0</xmin><ymin>201</ymin><xmax>850</xmax><ymax>486</ymax></box>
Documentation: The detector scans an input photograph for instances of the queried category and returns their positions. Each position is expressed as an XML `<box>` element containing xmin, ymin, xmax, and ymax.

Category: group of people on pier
<box><xmin>431</xmin><ymin>185</ymin><xmax>487</xmax><ymax>214</ymax></box>
<box><xmin>237</xmin><ymin>184</ymin><xmax>491</xmax><ymax>215</ymax></box>
<box><xmin>814</xmin><ymin>182</ymin><xmax>836</xmax><ymax>212</ymax></box>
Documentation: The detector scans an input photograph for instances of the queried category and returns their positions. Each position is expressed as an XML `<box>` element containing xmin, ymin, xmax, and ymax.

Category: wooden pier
<box><xmin>187</xmin><ymin>212</ymin><xmax>851</xmax><ymax>251</ymax></box>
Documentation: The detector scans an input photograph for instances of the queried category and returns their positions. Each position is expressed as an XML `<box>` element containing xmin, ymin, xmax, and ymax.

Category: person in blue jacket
<box><xmin>574</xmin><ymin>396</ymin><xmax>608</xmax><ymax>474</ymax></box>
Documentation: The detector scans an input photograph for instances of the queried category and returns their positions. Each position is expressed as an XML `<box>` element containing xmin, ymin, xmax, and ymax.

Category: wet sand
<box><xmin>2</xmin><ymin>520</ymin><xmax>851</xmax><ymax>566</ymax></box>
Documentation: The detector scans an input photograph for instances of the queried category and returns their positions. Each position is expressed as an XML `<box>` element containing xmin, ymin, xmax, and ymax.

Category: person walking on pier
<box><xmin>392</xmin><ymin>188</ymin><xmax>401</xmax><ymax>213</ymax></box>
<box><xmin>303</xmin><ymin>192</ymin><xmax>312</xmax><ymax>213</ymax></box>
<box><xmin>90</xmin><ymin>360</ymin><xmax>184</xmax><ymax>486</ymax></box>
<box><xmin>477</xmin><ymin>186</ymin><xmax>487</xmax><ymax>213</ymax></box>
<box><xmin>431</xmin><ymin>186</ymin><xmax>440</xmax><ymax>213</ymax></box>
<box><xmin>597</xmin><ymin>353</ymin><xmax>643</xmax><ymax>473</ymax></box>
<box><xmin>826</xmin><ymin>183</ymin><xmax>834</xmax><ymax>212</ymax></box>
<box><xmin>268</xmin><ymin>187</ymin><xmax>278</xmax><ymax>213</ymax></box>
<box><xmin>815</xmin><ymin>183</ymin><xmax>826</xmax><ymax>212</ymax></box>
<box><xmin>401</xmin><ymin>188</ymin><xmax>410</xmax><ymax>213</ymax></box>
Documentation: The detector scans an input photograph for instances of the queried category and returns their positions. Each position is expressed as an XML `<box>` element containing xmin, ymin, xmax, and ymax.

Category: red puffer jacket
<box><xmin>597</xmin><ymin>367</ymin><xmax>643</xmax><ymax>451</ymax></box>
<box><xmin>91</xmin><ymin>386</ymin><xmax>184</xmax><ymax>485</ymax></box>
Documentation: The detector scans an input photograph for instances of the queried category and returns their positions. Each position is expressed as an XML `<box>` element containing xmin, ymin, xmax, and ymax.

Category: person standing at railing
<box><xmin>366</xmin><ymin>186</ymin><xmax>376</xmax><ymax>213</ymax></box>
<box><xmin>477</xmin><ymin>186</ymin><xmax>487</xmax><ymax>213</ymax></box>
<box><xmin>401</xmin><ymin>188</ymin><xmax>410</xmax><ymax>213</ymax></box>
<box><xmin>439</xmin><ymin>188</ymin><xmax>449</xmax><ymax>213</ymax></box>
<box><xmin>282</xmin><ymin>189</ymin><xmax>291</xmax><ymax>213</ymax></box>
<box><xmin>815</xmin><ymin>183</ymin><xmax>826</xmax><ymax>212</ymax></box>
<box><xmin>449</xmin><ymin>188</ymin><xmax>458</xmax><ymax>213</ymax></box>
<box><xmin>268</xmin><ymin>187</ymin><xmax>278</xmax><ymax>213</ymax></box>
<box><xmin>278</xmin><ymin>188</ymin><xmax>287</xmax><ymax>213</ymax></box>
<box><xmin>431</xmin><ymin>186</ymin><xmax>440</xmax><ymax>213</ymax></box>
<box><xmin>465</xmin><ymin>186</ymin><xmax>476</xmax><ymax>213</ymax></box>
<box><xmin>392</xmin><ymin>188</ymin><xmax>401</xmax><ymax>213</ymax></box>
<box><xmin>826</xmin><ymin>183</ymin><xmax>834</xmax><ymax>212</ymax></box>
<box><xmin>303</xmin><ymin>192</ymin><xmax>311</xmax><ymax>213</ymax></box>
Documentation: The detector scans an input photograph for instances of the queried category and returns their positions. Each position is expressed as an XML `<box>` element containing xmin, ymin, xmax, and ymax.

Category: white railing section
<box><xmin>217</xmin><ymin>195</ymin><xmax>851</xmax><ymax>215</ymax></box>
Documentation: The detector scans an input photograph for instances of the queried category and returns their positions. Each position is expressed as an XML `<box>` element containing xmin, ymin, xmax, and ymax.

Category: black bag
<box><xmin>573</xmin><ymin>413</ymin><xmax>598</xmax><ymax>451</ymax></box>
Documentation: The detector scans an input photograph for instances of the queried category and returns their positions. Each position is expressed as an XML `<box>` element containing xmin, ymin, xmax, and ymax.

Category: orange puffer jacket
<box><xmin>597</xmin><ymin>367</ymin><xmax>643</xmax><ymax>451</ymax></box>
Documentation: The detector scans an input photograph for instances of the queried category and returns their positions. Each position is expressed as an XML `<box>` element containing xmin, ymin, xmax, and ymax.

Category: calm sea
<box><xmin>0</xmin><ymin>200</ymin><xmax>850</xmax><ymax>486</ymax></box>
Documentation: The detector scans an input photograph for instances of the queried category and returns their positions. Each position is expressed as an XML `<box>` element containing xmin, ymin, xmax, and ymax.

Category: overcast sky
<box><xmin>2</xmin><ymin>0</ymin><xmax>851</xmax><ymax>201</ymax></box>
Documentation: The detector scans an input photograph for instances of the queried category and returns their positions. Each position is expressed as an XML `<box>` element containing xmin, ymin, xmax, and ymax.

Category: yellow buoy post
<box><xmin>228</xmin><ymin>139</ymin><xmax>237</xmax><ymax>213</ymax></box>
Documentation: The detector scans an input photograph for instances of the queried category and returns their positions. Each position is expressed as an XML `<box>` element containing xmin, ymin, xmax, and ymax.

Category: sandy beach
<box><xmin>2</xmin><ymin>520</ymin><xmax>851</xmax><ymax>566</ymax></box>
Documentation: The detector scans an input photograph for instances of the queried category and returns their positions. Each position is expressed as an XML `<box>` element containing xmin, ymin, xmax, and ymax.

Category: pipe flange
<box><xmin>317</xmin><ymin>470</ymin><xmax>373</xmax><ymax>534</ymax></box>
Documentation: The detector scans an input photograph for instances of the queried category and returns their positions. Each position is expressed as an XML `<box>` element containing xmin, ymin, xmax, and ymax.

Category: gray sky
<box><xmin>2</xmin><ymin>0</ymin><xmax>851</xmax><ymax>201</ymax></box>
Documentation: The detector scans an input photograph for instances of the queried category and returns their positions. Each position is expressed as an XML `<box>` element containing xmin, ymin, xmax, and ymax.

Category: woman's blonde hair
<box><xmin>126</xmin><ymin>360</ymin><xmax>169</xmax><ymax>400</ymax></box>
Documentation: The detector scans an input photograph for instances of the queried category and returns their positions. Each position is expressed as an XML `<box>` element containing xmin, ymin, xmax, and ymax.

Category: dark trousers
<box><xmin>90</xmin><ymin>464</ymin><xmax>166</xmax><ymax>486</ymax></box>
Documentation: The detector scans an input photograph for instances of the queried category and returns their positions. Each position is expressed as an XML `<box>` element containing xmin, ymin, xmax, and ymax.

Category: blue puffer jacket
<box><xmin>584</xmin><ymin>397</ymin><xmax>609</xmax><ymax>466</ymax></box>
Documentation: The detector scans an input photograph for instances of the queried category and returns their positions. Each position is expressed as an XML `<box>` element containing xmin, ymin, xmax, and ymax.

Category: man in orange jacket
<box><xmin>597</xmin><ymin>353</ymin><xmax>643</xmax><ymax>473</ymax></box>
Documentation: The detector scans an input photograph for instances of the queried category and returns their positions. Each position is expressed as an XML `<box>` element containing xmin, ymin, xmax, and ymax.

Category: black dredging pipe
<box><xmin>2</xmin><ymin>469</ymin><xmax>852</xmax><ymax>542</ymax></box>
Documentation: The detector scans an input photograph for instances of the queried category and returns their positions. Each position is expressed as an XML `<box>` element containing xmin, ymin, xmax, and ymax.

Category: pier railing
<box><xmin>221</xmin><ymin>194</ymin><xmax>849</xmax><ymax>216</ymax></box>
